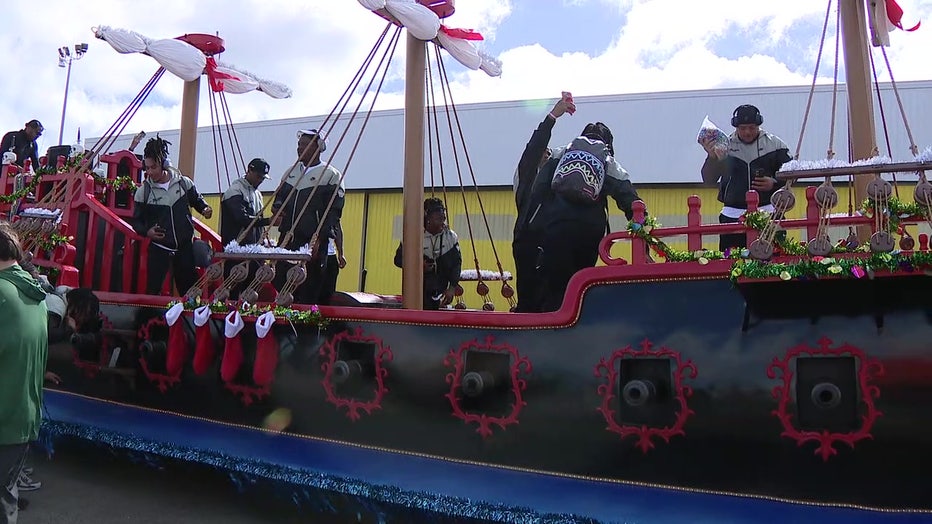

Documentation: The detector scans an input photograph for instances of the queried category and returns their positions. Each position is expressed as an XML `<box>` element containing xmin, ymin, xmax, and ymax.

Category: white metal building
<box><xmin>96</xmin><ymin>80</ymin><xmax>932</xmax><ymax>194</ymax></box>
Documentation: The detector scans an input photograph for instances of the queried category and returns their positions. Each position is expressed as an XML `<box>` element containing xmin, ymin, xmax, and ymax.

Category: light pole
<box><xmin>57</xmin><ymin>42</ymin><xmax>89</xmax><ymax>145</ymax></box>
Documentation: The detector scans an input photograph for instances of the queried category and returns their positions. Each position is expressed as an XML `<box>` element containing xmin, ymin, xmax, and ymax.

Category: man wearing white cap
<box><xmin>271</xmin><ymin>130</ymin><xmax>345</xmax><ymax>303</ymax></box>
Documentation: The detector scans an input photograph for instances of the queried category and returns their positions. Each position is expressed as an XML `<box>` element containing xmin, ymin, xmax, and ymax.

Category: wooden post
<box><xmin>840</xmin><ymin>0</ymin><xmax>878</xmax><ymax>238</ymax></box>
<box><xmin>178</xmin><ymin>78</ymin><xmax>201</xmax><ymax>179</ymax></box>
<box><xmin>401</xmin><ymin>34</ymin><xmax>426</xmax><ymax>310</ymax></box>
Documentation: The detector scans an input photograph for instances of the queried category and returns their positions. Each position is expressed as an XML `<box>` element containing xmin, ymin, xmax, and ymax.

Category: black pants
<box><xmin>147</xmin><ymin>243</ymin><xmax>197</xmax><ymax>296</ymax></box>
<box><xmin>272</xmin><ymin>256</ymin><xmax>327</xmax><ymax>305</ymax></box>
<box><xmin>718</xmin><ymin>214</ymin><xmax>747</xmax><ymax>251</ymax></box>
<box><xmin>512</xmin><ymin>236</ymin><xmax>544</xmax><ymax>313</ymax></box>
<box><xmin>718</xmin><ymin>213</ymin><xmax>786</xmax><ymax>252</ymax></box>
<box><xmin>318</xmin><ymin>254</ymin><xmax>340</xmax><ymax>305</ymax></box>
<box><xmin>538</xmin><ymin>222</ymin><xmax>604</xmax><ymax>313</ymax></box>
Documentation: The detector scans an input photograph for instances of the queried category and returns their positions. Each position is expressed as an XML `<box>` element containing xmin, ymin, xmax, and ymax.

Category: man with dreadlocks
<box><xmin>131</xmin><ymin>137</ymin><xmax>212</xmax><ymax>295</ymax></box>
<box><xmin>394</xmin><ymin>198</ymin><xmax>462</xmax><ymax>310</ymax></box>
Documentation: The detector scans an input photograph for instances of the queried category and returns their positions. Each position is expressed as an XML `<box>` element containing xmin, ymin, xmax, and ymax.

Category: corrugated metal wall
<box><xmin>198</xmin><ymin>183</ymin><xmax>929</xmax><ymax>311</ymax></box>
<box><xmin>93</xmin><ymin>81</ymin><xmax>932</xmax><ymax>194</ymax></box>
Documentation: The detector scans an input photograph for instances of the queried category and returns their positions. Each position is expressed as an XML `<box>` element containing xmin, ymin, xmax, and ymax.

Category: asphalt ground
<box><xmin>16</xmin><ymin>441</ymin><xmax>498</xmax><ymax>524</ymax></box>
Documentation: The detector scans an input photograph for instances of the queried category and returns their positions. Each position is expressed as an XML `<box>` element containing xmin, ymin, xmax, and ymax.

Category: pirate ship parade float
<box><xmin>4</xmin><ymin>0</ymin><xmax>932</xmax><ymax>521</ymax></box>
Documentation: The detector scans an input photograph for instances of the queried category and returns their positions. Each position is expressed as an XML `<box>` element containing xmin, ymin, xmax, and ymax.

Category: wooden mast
<box><xmin>839</xmin><ymin>0</ymin><xmax>879</xmax><ymax>229</ymax></box>
<box><xmin>401</xmin><ymin>33</ymin><xmax>426</xmax><ymax>310</ymax></box>
<box><xmin>177</xmin><ymin>78</ymin><xmax>200</xmax><ymax>178</ymax></box>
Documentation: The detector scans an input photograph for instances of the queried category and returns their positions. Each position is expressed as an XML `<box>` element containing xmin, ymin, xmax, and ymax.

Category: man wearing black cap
<box><xmin>700</xmin><ymin>104</ymin><xmax>792</xmax><ymax>250</ymax></box>
<box><xmin>219</xmin><ymin>158</ymin><xmax>272</xmax><ymax>298</ymax></box>
<box><xmin>220</xmin><ymin>158</ymin><xmax>272</xmax><ymax>246</ymax></box>
<box><xmin>1</xmin><ymin>120</ymin><xmax>44</xmax><ymax>169</ymax></box>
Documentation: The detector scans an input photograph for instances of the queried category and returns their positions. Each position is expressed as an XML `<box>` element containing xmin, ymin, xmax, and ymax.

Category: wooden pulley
<box><xmin>748</xmin><ymin>239</ymin><xmax>774</xmax><ymax>261</ymax></box>
<box><xmin>869</xmin><ymin>231</ymin><xmax>896</xmax><ymax>253</ymax></box>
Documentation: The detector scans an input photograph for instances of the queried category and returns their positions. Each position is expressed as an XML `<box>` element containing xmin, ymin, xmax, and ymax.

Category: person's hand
<box><xmin>45</xmin><ymin>371</ymin><xmax>62</xmax><ymax>385</ymax></box>
<box><xmin>201</xmin><ymin>206</ymin><xmax>213</xmax><ymax>219</ymax></box>
<box><xmin>550</xmin><ymin>98</ymin><xmax>576</xmax><ymax>119</ymax></box>
<box><xmin>700</xmin><ymin>137</ymin><xmax>725</xmax><ymax>160</ymax></box>
<box><xmin>751</xmin><ymin>176</ymin><xmax>776</xmax><ymax>192</ymax></box>
<box><xmin>337</xmin><ymin>254</ymin><xmax>347</xmax><ymax>269</ymax></box>
<box><xmin>147</xmin><ymin>225</ymin><xmax>165</xmax><ymax>240</ymax></box>
<box><xmin>441</xmin><ymin>287</ymin><xmax>455</xmax><ymax>306</ymax></box>
<box><xmin>424</xmin><ymin>258</ymin><xmax>436</xmax><ymax>272</ymax></box>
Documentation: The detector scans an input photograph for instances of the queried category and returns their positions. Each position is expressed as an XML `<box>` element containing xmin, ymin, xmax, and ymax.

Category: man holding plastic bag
<box><xmin>699</xmin><ymin>104</ymin><xmax>792</xmax><ymax>250</ymax></box>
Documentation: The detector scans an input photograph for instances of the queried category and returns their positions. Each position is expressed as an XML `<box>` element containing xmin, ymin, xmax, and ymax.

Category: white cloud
<box><xmin>2</xmin><ymin>0</ymin><xmax>930</xmax><ymax>150</ymax></box>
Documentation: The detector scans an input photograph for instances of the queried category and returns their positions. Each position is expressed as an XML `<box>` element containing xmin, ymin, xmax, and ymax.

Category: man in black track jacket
<box><xmin>132</xmin><ymin>137</ymin><xmax>212</xmax><ymax>296</ymax></box>
<box><xmin>220</xmin><ymin>158</ymin><xmax>271</xmax><ymax>246</ymax></box>
<box><xmin>701</xmin><ymin>104</ymin><xmax>792</xmax><ymax>250</ymax></box>
<box><xmin>271</xmin><ymin>129</ymin><xmax>344</xmax><ymax>304</ymax></box>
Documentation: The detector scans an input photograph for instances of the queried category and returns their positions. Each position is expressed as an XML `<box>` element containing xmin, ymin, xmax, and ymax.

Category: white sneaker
<box><xmin>17</xmin><ymin>471</ymin><xmax>41</xmax><ymax>491</ymax></box>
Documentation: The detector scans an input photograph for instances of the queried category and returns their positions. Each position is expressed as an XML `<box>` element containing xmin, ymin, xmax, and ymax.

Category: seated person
<box><xmin>394</xmin><ymin>198</ymin><xmax>462</xmax><ymax>310</ymax></box>
<box><xmin>47</xmin><ymin>287</ymin><xmax>102</xmax><ymax>361</ymax></box>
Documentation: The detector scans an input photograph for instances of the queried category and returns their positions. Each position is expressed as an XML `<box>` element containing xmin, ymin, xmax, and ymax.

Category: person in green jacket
<box><xmin>0</xmin><ymin>221</ymin><xmax>48</xmax><ymax>524</ymax></box>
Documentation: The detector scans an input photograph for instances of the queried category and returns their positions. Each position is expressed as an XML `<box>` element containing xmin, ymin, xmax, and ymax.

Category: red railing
<box><xmin>599</xmin><ymin>187</ymin><xmax>930</xmax><ymax>266</ymax></box>
<box><xmin>3</xmin><ymin>150</ymin><xmax>225</xmax><ymax>294</ymax></box>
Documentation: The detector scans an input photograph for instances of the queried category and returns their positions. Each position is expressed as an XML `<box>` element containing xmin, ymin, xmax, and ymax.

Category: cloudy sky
<box><xmin>2</xmin><ymin>0</ymin><xmax>930</xmax><ymax>148</ymax></box>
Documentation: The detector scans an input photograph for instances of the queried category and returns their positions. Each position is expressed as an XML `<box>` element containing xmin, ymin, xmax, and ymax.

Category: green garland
<box><xmin>167</xmin><ymin>296</ymin><xmax>329</xmax><ymax>330</ymax></box>
<box><xmin>626</xmin><ymin>210</ymin><xmax>932</xmax><ymax>283</ymax></box>
<box><xmin>1</xmin><ymin>154</ymin><xmax>137</xmax><ymax>206</ymax></box>
<box><xmin>731</xmin><ymin>251</ymin><xmax>932</xmax><ymax>282</ymax></box>
<box><xmin>66</xmin><ymin>153</ymin><xmax>138</xmax><ymax>191</ymax></box>
<box><xmin>36</xmin><ymin>232</ymin><xmax>74</xmax><ymax>252</ymax></box>
<box><xmin>861</xmin><ymin>196</ymin><xmax>928</xmax><ymax>233</ymax></box>
<box><xmin>0</xmin><ymin>170</ymin><xmax>45</xmax><ymax>204</ymax></box>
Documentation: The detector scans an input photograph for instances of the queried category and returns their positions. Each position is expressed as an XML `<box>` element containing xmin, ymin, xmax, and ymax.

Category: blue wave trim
<box><xmin>40</xmin><ymin>390</ymin><xmax>928</xmax><ymax>524</ymax></box>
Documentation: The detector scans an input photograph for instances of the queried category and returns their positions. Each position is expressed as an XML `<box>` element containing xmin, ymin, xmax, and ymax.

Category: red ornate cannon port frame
<box><xmin>594</xmin><ymin>339</ymin><xmax>698</xmax><ymax>453</ymax></box>
<box><xmin>768</xmin><ymin>336</ymin><xmax>884</xmax><ymax>461</ymax></box>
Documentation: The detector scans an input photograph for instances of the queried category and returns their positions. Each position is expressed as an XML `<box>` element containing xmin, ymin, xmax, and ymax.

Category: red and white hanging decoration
<box><xmin>165</xmin><ymin>302</ymin><xmax>189</xmax><ymax>376</ymax></box>
<box><xmin>192</xmin><ymin>305</ymin><xmax>215</xmax><ymax>375</ymax></box>
<box><xmin>221</xmin><ymin>310</ymin><xmax>245</xmax><ymax>383</ymax></box>
<box><xmin>252</xmin><ymin>311</ymin><xmax>279</xmax><ymax>386</ymax></box>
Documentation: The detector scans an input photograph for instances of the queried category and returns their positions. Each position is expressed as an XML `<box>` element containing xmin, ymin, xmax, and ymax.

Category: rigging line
<box><xmin>91</xmin><ymin>71</ymin><xmax>163</xmax><ymax>167</ymax></box>
<box><xmin>436</xmin><ymin>51</ymin><xmax>506</xmax><ymax>271</ymax></box>
<box><xmin>308</xmin><ymin>28</ymin><xmax>405</xmax><ymax>253</ymax></box>
<box><xmin>74</xmin><ymin>69</ymin><xmax>164</xmax><ymax>186</ymax></box>
<box><xmin>86</xmin><ymin>67</ymin><xmax>161</xmax><ymax>156</ymax></box>
<box><xmin>242</xmin><ymin>21</ymin><xmax>393</xmax><ymax>244</ymax></box>
<box><xmin>427</xmin><ymin>47</ymin><xmax>450</xmax><ymax>213</ymax></box>
<box><xmin>869</xmin><ymin>49</ymin><xmax>894</xmax><ymax>159</ymax></box>
<box><xmin>879</xmin><ymin>45</ymin><xmax>918</xmax><ymax>156</ymax></box>
<box><xmin>827</xmin><ymin>2</ymin><xmax>840</xmax><ymax>159</ymax></box>
<box><xmin>794</xmin><ymin>0</ymin><xmax>835</xmax><ymax>160</ymax></box>
<box><xmin>219</xmin><ymin>91</ymin><xmax>247</xmax><ymax>184</ymax></box>
<box><xmin>279</xmin><ymin>25</ymin><xmax>403</xmax><ymax>249</ymax></box>
<box><xmin>88</xmin><ymin>68</ymin><xmax>165</xmax><ymax>159</ymax></box>
<box><xmin>433</xmin><ymin>46</ymin><xmax>481</xmax><ymax>275</ymax></box>
<box><xmin>213</xmin><ymin>92</ymin><xmax>235</xmax><ymax>188</ymax></box>
<box><xmin>207</xmin><ymin>89</ymin><xmax>224</xmax><ymax>198</ymax></box>
<box><xmin>873</xmin><ymin>48</ymin><xmax>902</xmax><ymax>200</ymax></box>
<box><xmin>869</xmin><ymin>46</ymin><xmax>900</xmax><ymax>201</ymax></box>
<box><xmin>425</xmin><ymin>50</ymin><xmax>436</xmax><ymax>197</ymax></box>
